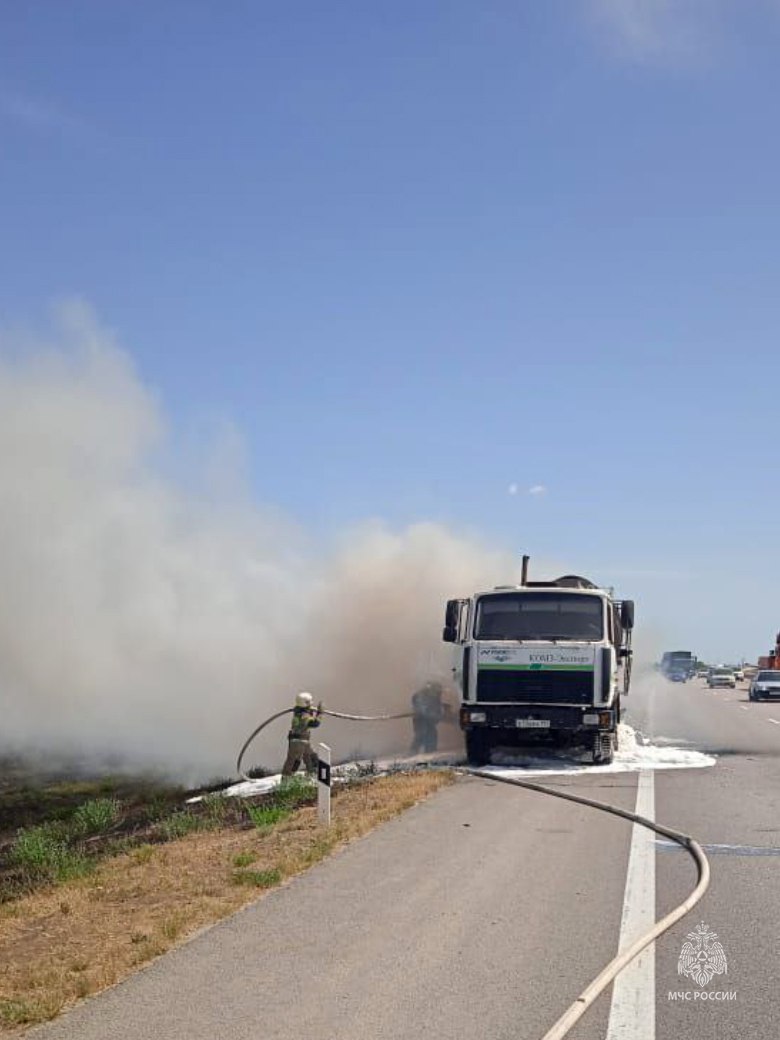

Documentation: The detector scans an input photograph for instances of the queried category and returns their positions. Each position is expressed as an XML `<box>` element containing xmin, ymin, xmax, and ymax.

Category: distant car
<box><xmin>749</xmin><ymin>670</ymin><xmax>780</xmax><ymax>701</ymax></box>
<box><xmin>733</xmin><ymin>668</ymin><xmax>745</xmax><ymax>681</ymax></box>
<box><xmin>708</xmin><ymin>669</ymin><xmax>736</xmax><ymax>689</ymax></box>
<box><xmin>668</xmin><ymin>670</ymin><xmax>688</xmax><ymax>683</ymax></box>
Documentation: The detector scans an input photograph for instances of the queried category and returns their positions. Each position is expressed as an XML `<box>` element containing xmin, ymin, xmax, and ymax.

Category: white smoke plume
<box><xmin>0</xmin><ymin>303</ymin><xmax>517</xmax><ymax>781</ymax></box>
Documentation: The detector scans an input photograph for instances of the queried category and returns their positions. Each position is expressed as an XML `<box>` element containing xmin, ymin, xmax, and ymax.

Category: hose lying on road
<box><xmin>235</xmin><ymin>709</ymin><xmax>709</xmax><ymax>1040</ymax></box>
<box><xmin>235</xmin><ymin>708</ymin><xmax>413</xmax><ymax>781</ymax></box>
<box><xmin>464</xmin><ymin>768</ymin><xmax>710</xmax><ymax>1040</ymax></box>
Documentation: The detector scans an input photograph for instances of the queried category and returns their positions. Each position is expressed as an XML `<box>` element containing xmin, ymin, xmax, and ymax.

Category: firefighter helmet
<box><xmin>295</xmin><ymin>691</ymin><xmax>314</xmax><ymax>708</ymax></box>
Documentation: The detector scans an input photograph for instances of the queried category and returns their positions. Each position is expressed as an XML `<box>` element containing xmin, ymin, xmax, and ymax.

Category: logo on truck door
<box><xmin>485</xmin><ymin>649</ymin><xmax>512</xmax><ymax>663</ymax></box>
<box><xmin>478</xmin><ymin>646</ymin><xmax>595</xmax><ymax>669</ymax></box>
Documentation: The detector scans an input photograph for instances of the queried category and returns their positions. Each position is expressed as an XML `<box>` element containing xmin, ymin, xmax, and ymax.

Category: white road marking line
<box><xmin>740</xmin><ymin>706</ymin><xmax>749</xmax><ymax>711</ymax></box>
<box><xmin>656</xmin><ymin>839</ymin><xmax>780</xmax><ymax>857</ymax></box>
<box><xmin>769</xmin><ymin>719</ymin><xmax>780</xmax><ymax>726</ymax></box>
<box><xmin>606</xmin><ymin>770</ymin><xmax>655</xmax><ymax>1040</ymax></box>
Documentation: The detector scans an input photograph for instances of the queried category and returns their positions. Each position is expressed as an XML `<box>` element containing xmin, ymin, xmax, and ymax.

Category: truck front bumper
<box><xmin>460</xmin><ymin>703</ymin><xmax>615</xmax><ymax>736</ymax></box>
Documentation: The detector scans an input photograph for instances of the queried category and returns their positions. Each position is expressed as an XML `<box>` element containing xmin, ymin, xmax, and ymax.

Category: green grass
<box><xmin>200</xmin><ymin>792</ymin><xmax>229</xmax><ymax>825</ymax></box>
<box><xmin>156</xmin><ymin>794</ymin><xmax>231</xmax><ymax>840</ymax></box>
<box><xmin>271</xmin><ymin>775</ymin><xmax>316</xmax><ymax>808</ymax></box>
<box><xmin>71</xmin><ymin>797</ymin><xmax>121</xmax><ymax>835</ymax></box>
<box><xmin>231</xmin><ymin>868</ymin><xmax>282</xmax><ymax>888</ymax></box>
<box><xmin>238</xmin><ymin>774</ymin><xmax>315</xmax><ymax>831</ymax></box>
<box><xmin>142</xmin><ymin>794</ymin><xmax>179</xmax><ymax>823</ymax></box>
<box><xmin>132</xmin><ymin>844</ymin><xmax>155</xmax><ymax>865</ymax></box>
<box><xmin>158</xmin><ymin>812</ymin><xmax>203</xmax><ymax>840</ymax></box>
<box><xmin>0</xmin><ymin>998</ymin><xmax>37</xmax><ymax>1026</ymax></box>
<box><xmin>0</xmin><ymin>762</ymin><xmax>320</xmax><ymax>906</ymax></box>
<box><xmin>10</xmin><ymin>824</ymin><xmax>93</xmax><ymax>883</ymax></box>
<box><xmin>232</xmin><ymin>851</ymin><xmax>257</xmax><ymax>868</ymax></box>
<box><xmin>245</xmin><ymin>804</ymin><xmax>290</xmax><ymax>829</ymax></box>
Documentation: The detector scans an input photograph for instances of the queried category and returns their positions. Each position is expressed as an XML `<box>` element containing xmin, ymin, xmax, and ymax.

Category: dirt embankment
<box><xmin>0</xmin><ymin>770</ymin><xmax>452</xmax><ymax>1032</ymax></box>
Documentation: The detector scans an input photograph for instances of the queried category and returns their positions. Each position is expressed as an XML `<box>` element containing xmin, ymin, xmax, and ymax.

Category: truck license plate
<box><xmin>516</xmin><ymin>719</ymin><xmax>550</xmax><ymax>729</ymax></box>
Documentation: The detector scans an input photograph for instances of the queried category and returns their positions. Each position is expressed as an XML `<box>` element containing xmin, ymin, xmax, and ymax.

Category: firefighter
<box><xmin>281</xmin><ymin>692</ymin><xmax>323</xmax><ymax>776</ymax></box>
<box><xmin>410</xmin><ymin>681</ymin><xmax>449</xmax><ymax>754</ymax></box>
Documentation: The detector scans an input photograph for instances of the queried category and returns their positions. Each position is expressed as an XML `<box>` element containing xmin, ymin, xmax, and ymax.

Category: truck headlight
<box><xmin>583</xmin><ymin>713</ymin><xmax>599</xmax><ymax>724</ymax></box>
<box><xmin>469</xmin><ymin>711</ymin><xmax>487</xmax><ymax>723</ymax></box>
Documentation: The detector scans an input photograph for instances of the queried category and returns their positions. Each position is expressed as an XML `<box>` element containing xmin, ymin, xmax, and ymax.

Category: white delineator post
<box><xmin>317</xmin><ymin>743</ymin><xmax>331</xmax><ymax>827</ymax></box>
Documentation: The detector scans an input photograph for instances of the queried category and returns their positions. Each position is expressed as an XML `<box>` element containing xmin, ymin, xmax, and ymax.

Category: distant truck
<box><xmin>661</xmin><ymin>651</ymin><xmax>697</xmax><ymax>680</ymax></box>
<box><xmin>443</xmin><ymin>558</ymin><xmax>634</xmax><ymax>766</ymax></box>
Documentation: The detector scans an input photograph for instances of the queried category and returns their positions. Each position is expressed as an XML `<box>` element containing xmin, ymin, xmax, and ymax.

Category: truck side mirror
<box><xmin>444</xmin><ymin>600</ymin><xmax>459</xmax><ymax>629</ymax></box>
<box><xmin>442</xmin><ymin>625</ymin><xmax>458</xmax><ymax>643</ymax></box>
<box><xmin>621</xmin><ymin>600</ymin><xmax>635</xmax><ymax>630</ymax></box>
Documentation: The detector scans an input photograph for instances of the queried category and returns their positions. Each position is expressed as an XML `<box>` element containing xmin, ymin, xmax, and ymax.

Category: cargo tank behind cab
<box><xmin>443</xmin><ymin>565</ymin><xmax>634</xmax><ymax>766</ymax></box>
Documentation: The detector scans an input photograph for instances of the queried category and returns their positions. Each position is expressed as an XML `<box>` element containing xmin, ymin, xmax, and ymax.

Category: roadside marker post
<box><xmin>317</xmin><ymin>743</ymin><xmax>331</xmax><ymax>827</ymax></box>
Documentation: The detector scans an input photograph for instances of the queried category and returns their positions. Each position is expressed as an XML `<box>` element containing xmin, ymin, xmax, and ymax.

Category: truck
<box><xmin>758</xmin><ymin>631</ymin><xmax>780</xmax><ymax>671</ymax></box>
<box><xmin>442</xmin><ymin>557</ymin><xmax>634</xmax><ymax>766</ymax></box>
<box><xmin>660</xmin><ymin>650</ymin><xmax>697</xmax><ymax>681</ymax></box>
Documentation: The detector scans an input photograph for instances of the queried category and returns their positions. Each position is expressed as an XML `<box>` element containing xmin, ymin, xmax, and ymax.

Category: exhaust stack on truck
<box><xmin>443</xmin><ymin>558</ymin><xmax>634</xmax><ymax>766</ymax></box>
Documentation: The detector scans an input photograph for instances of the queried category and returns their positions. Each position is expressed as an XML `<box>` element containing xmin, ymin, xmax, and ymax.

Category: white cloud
<box><xmin>587</xmin><ymin>0</ymin><xmax>729</xmax><ymax>64</ymax></box>
<box><xmin>508</xmin><ymin>483</ymin><xmax>519</xmax><ymax>496</ymax></box>
<box><xmin>528</xmin><ymin>484</ymin><xmax>547</xmax><ymax>497</ymax></box>
<box><xmin>1</xmin><ymin>92</ymin><xmax>85</xmax><ymax>136</ymax></box>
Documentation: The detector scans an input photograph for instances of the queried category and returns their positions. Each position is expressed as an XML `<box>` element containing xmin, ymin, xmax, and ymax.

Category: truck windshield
<box><xmin>474</xmin><ymin>593</ymin><xmax>604</xmax><ymax>641</ymax></box>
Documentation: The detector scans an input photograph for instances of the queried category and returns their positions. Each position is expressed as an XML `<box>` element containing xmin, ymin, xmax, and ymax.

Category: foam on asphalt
<box><xmin>190</xmin><ymin>725</ymin><xmax>714</xmax><ymax>801</ymax></box>
<box><xmin>487</xmin><ymin>723</ymin><xmax>716</xmax><ymax>778</ymax></box>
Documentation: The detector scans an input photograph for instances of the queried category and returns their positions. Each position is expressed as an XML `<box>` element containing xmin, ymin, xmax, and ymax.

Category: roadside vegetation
<box><xmin>0</xmin><ymin>761</ymin><xmax>452</xmax><ymax>1032</ymax></box>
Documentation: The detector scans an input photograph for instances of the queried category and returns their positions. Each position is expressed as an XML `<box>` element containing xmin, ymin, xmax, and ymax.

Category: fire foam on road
<box><xmin>486</xmin><ymin>723</ymin><xmax>715</xmax><ymax>778</ymax></box>
<box><xmin>190</xmin><ymin>729</ymin><xmax>714</xmax><ymax>802</ymax></box>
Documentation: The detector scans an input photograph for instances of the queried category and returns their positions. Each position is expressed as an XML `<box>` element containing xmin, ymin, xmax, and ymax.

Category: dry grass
<box><xmin>0</xmin><ymin>771</ymin><xmax>452</xmax><ymax>1032</ymax></box>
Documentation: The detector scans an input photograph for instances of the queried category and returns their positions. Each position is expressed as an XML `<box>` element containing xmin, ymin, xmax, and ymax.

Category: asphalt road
<box><xmin>30</xmin><ymin>673</ymin><xmax>780</xmax><ymax>1040</ymax></box>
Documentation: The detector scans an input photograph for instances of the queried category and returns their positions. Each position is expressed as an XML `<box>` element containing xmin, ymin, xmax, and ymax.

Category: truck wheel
<box><xmin>465</xmin><ymin>731</ymin><xmax>491</xmax><ymax>766</ymax></box>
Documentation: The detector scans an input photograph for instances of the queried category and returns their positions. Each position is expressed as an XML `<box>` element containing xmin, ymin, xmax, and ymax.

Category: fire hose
<box><xmin>235</xmin><ymin>707</ymin><xmax>413</xmax><ymax>782</ymax></box>
<box><xmin>235</xmin><ymin>709</ymin><xmax>710</xmax><ymax>1040</ymax></box>
<box><xmin>464</xmin><ymin>768</ymin><xmax>709</xmax><ymax>1040</ymax></box>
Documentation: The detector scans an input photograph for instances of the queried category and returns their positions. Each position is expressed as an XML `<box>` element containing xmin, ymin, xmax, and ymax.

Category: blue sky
<box><xmin>2</xmin><ymin>1</ymin><xmax>780</xmax><ymax>663</ymax></box>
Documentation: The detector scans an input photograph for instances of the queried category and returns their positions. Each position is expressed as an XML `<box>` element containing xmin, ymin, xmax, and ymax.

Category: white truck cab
<box><xmin>443</xmin><ymin>561</ymin><xmax>634</xmax><ymax>765</ymax></box>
